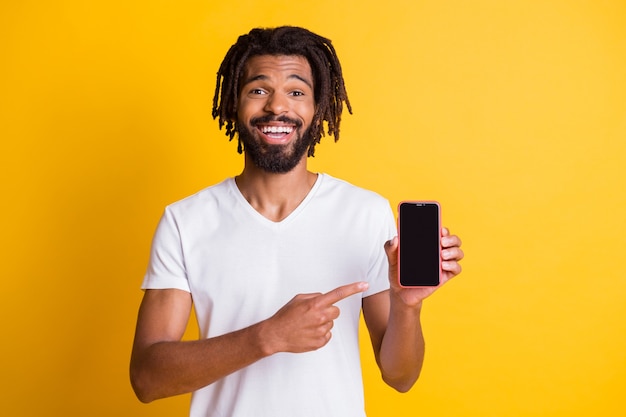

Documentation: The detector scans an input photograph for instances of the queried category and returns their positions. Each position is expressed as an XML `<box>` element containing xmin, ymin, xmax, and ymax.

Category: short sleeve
<box><xmin>141</xmin><ymin>207</ymin><xmax>191</xmax><ymax>292</ymax></box>
<box><xmin>363</xmin><ymin>201</ymin><xmax>397</xmax><ymax>297</ymax></box>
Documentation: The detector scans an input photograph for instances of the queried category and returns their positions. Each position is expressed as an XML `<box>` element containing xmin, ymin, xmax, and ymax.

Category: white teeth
<box><xmin>261</xmin><ymin>126</ymin><xmax>293</xmax><ymax>134</ymax></box>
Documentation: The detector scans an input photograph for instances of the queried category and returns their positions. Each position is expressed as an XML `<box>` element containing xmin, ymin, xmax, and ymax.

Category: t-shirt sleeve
<box><xmin>141</xmin><ymin>207</ymin><xmax>191</xmax><ymax>292</ymax></box>
<box><xmin>363</xmin><ymin>200</ymin><xmax>397</xmax><ymax>297</ymax></box>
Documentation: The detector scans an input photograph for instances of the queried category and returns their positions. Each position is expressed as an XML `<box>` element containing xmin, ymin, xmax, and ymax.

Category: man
<box><xmin>130</xmin><ymin>26</ymin><xmax>463</xmax><ymax>417</ymax></box>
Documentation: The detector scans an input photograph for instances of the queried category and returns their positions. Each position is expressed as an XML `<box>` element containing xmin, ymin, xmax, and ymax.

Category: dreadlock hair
<box><xmin>211</xmin><ymin>26</ymin><xmax>352</xmax><ymax>156</ymax></box>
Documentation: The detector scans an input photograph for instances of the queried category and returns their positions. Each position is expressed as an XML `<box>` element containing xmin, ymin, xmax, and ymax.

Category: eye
<box><xmin>250</xmin><ymin>88</ymin><xmax>266</xmax><ymax>95</ymax></box>
<box><xmin>290</xmin><ymin>90</ymin><xmax>305</xmax><ymax>97</ymax></box>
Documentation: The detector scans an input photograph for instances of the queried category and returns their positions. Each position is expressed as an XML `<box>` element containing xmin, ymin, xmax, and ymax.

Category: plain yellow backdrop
<box><xmin>1</xmin><ymin>1</ymin><xmax>625</xmax><ymax>416</ymax></box>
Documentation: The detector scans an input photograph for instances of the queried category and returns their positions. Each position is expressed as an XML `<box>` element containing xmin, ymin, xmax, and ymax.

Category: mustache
<box><xmin>250</xmin><ymin>115</ymin><xmax>302</xmax><ymax>128</ymax></box>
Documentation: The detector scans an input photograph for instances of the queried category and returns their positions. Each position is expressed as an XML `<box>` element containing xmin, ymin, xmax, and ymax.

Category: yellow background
<box><xmin>2</xmin><ymin>1</ymin><xmax>625</xmax><ymax>416</ymax></box>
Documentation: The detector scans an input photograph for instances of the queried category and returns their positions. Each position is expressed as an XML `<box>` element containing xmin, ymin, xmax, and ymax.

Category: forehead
<box><xmin>242</xmin><ymin>55</ymin><xmax>313</xmax><ymax>84</ymax></box>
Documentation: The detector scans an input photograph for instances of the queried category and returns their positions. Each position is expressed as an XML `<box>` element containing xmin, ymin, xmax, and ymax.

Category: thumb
<box><xmin>385</xmin><ymin>236</ymin><xmax>398</xmax><ymax>267</ymax></box>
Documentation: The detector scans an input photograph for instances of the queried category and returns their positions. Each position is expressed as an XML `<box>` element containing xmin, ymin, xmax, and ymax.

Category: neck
<box><xmin>235</xmin><ymin>154</ymin><xmax>318</xmax><ymax>222</ymax></box>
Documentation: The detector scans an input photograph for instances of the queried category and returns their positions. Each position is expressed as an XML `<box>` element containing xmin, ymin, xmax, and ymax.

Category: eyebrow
<box><xmin>243</xmin><ymin>74</ymin><xmax>314</xmax><ymax>90</ymax></box>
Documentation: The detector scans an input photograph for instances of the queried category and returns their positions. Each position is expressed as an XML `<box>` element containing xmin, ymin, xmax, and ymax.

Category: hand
<box><xmin>385</xmin><ymin>227</ymin><xmax>464</xmax><ymax>306</ymax></box>
<box><xmin>262</xmin><ymin>282</ymin><xmax>369</xmax><ymax>354</ymax></box>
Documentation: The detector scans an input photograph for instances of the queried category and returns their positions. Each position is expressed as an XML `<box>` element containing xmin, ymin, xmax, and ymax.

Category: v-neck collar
<box><xmin>228</xmin><ymin>173</ymin><xmax>324</xmax><ymax>228</ymax></box>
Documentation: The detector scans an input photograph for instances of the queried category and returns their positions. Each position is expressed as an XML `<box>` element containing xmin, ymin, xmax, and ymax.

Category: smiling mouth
<box><xmin>251</xmin><ymin>115</ymin><xmax>301</xmax><ymax>144</ymax></box>
<box><xmin>260</xmin><ymin>125</ymin><xmax>294</xmax><ymax>135</ymax></box>
<box><xmin>256</xmin><ymin>124</ymin><xmax>295</xmax><ymax>143</ymax></box>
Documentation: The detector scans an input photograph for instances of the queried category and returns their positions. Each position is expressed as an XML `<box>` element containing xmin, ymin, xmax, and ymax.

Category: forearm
<box><xmin>131</xmin><ymin>321</ymin><xmax>272</xmax><ymax>403</ymax></box>
<box><xmin>131</xmin><ymin>283</ymin><xmax>367</xmax><ymax>403</ymax></box>
<box><xmin>378</xmin><ymin>293</ymin><xmax>425</xmax><ymax>392</ymax></box>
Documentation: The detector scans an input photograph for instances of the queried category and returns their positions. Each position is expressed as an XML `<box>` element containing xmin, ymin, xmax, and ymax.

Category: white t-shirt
<box><xmin>143</xmin><ymin>173</ymin><xmax>397</xmax><ymax>417</ymax></box>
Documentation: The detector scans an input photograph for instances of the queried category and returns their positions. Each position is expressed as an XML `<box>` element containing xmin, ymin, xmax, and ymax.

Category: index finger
<box><xmin>318</xmin><ymin>282</ymin><xmax>369</xmax><ymax>306</ymax></box>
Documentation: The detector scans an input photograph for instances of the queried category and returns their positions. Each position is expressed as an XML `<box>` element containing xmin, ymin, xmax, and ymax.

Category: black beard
<box><xmin>237</xmin><ymin>116</ymin><xmax>313</xmax><ymax>173</ymax></box>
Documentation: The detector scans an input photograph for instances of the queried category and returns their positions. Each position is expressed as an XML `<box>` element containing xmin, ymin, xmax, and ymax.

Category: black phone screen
<box><xmin>398</xmin><ymin>202</ymin><xmax>440</xmax><ymax>287</ymax></box>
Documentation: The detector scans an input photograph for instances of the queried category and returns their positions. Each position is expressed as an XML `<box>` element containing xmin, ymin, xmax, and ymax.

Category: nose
<box><xmin>263</xmin><ymin>92</ymin><xmax>288</xmax><ymax>115</ymax></box>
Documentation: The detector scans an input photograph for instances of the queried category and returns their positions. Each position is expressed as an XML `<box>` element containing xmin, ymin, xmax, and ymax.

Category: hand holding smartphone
<box><xmin>398</xmin><ymin>201</ymin><xmax>441</xmax><ymax>287</ymax></box>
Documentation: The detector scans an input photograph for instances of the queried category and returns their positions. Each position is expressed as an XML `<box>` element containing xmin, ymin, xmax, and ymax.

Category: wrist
<box><xmin>252</xmin><ymin>319</ymin><xmax>279</xmax><ymax>358</ymax></box>
<box><xmin>389</xmin><ymin>288</ymin><xmax>424</xmax><ymax>312</ymax></box>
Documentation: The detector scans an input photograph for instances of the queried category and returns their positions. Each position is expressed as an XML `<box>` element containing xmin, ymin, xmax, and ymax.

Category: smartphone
<box><xmin>398</xmin><ymin>201</ymin><xmax>441</xmax><ymax>287</ymax></box>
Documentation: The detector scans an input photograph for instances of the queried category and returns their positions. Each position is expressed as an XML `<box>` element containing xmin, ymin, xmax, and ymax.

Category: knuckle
<box><xmin>311</xmin><ymin>297</ymin><xmax>325</xmax><ymax>309</ymax></box>
<box><xmin>317</xmin><ymin>327</ymin><xmax>329</xmax><ymax>338</ymax></box>
<box><xmin>311</xmin><ymin>335</ymin><xmax>330</xmax><ymax>350</ymax></box>
<box><xmin>329</xmin><ymin>306</ymin><xmax>340</xmax><ymax>318</ymax></box>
